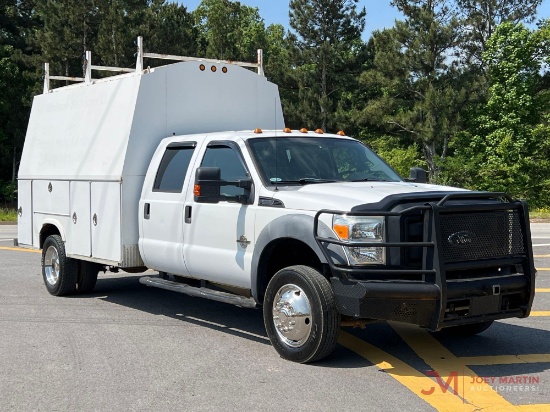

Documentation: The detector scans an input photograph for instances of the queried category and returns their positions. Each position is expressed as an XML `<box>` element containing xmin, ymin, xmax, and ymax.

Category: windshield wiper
<box><xmin>351</xmin><ymin>177</ymin><xmax>391</xmax><ymax>182</ymax></box>
<box><xmin>298</xmin><ymin>178</ymin><xmax>338</xmax><ymax>184</ymax></box>
<box><xmin>269</xmin><ymin>178</ymin><xmax>338</xmax><ymax>185</ymax></box>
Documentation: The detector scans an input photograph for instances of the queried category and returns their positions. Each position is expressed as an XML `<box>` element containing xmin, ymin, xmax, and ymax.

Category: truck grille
<box><xmin>439</xmin><ymin>210</ymin><xmax>525</xmax><ymax>263</ymax></box>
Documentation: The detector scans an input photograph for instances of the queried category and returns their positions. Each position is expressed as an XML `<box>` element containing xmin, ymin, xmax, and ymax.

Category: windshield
<box><xmin>248</xmin><ymin>137</ymin><xmax>402</xmax><ymax>185</ymax></box>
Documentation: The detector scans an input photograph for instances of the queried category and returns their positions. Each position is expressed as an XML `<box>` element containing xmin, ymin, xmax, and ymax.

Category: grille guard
<box><xmin>313</xmin><ymin>192</ymin><xmax>536</xmax><ymax>330</ymax></box>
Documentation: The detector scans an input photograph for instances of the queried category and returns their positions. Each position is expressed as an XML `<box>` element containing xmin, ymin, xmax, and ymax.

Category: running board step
<box><xmin>139</xmin><ymin>276</ymin><xmax>257</xmax><ymax>308</ymax></box>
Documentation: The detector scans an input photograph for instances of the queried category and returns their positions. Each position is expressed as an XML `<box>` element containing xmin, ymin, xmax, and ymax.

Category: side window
<box><xmin>153</xmin><ymin>146</ymin><xmax>195</xmax><ymax>192</ymax></box>
<box><xmin>201</xmin><ymin>146</ymin><xmax>249</xmax><ymax>197</ymax></box>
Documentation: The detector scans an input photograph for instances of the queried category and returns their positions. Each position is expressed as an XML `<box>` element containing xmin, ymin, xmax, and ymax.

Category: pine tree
<box><xmin>358</xmin><ymin>0</ymin><xmax>464</xmax><ymax>181</ymax></box>
<box><xmin>34</xmin><ymin>0</ymin><xmax>100</xmax><ymax>77</ymax></box>
<box><xmin>194</xmin><ymin>0</ymin><xmax>265</xmax><ymax>62</ymax></box>
<box><xmin>456</xmin><ymin>0</ymin><xmax>542</xmax><ymax>69</ymax></box>
<box><xmin>288</xmin><ymin>0</ymin><xmax>365</xmax><ymax>132</ymax></box>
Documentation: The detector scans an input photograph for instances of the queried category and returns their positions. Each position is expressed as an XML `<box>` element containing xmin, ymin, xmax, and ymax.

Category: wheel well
<box><xmin>39</xmin><ymin>224</ymin><xmax>60</xmax><ymax>248</ymax></box>
<box><xmin>256</xmin><ymin>238</ymin><xmax>325</xmax><ymax>303</ymax></box>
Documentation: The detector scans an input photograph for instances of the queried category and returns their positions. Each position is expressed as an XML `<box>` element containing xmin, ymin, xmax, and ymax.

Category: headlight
<box><xmin>332</xmin><ymin>216</ymin><xmax>385</xmax><ymax>265</ymax></box>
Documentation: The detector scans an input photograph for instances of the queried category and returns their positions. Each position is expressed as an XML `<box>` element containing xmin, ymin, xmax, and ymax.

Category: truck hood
<box><xmin>267</xmin><ymin>181</ymin><xmax>467</xmax><ymax>211</ymax></box>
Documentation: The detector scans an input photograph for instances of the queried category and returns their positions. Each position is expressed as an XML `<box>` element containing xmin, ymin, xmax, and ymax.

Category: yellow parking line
<box><xmin>390</xmin><ymin>322</ymin><xmax>517</xmax><ymax>411</ymax></box>
<box><xmin>459</xmin><ymin>354</ymin><xmax>550</xmax><ymax>365</ymax></box>
<box><xmin>529</xmin><ymin>311</ymin><xmax>550</xmax><ymax>316</ymax></box>
<box><xmin>0</xmin><ymin>246</ymin><xmax>40</xmax><ymax>253</ymax></box>
<box><xmin>534</xmin><ymin>255</ymin><xmax>550</xmax><ymax>258</ymax></box>
<box><xmin>535</xmin><ymin>288</ymin><xmax>550</xmax><ymax>292</ymax></box>
<box><xmin>517</xmin><ymin>406</ymin><xmax>550</xmax><ymax>411</ymax></box>
<box><xmin>338</xmin><ymin>330</ymin><xmax>477</xmax><ymax>411</ymax></box>
<box><xmin>535</xmin><ymin>268</ymin><xmax>550</xmax><ymax>271</ymax></box>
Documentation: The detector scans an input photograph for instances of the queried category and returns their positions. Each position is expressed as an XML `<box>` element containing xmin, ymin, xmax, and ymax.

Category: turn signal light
<box><xmin>194</xmin><ymin>185</ymin><xmax>201</xmax><ymax>196</ymax></box>
<box><xmin>333</xmin><ymin>224</ymin><xmax>349</xmax><ymax>240</ymax></box>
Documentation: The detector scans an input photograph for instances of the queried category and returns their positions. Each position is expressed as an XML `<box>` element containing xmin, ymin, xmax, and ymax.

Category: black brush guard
<box><xmin>314</xmin><ymin>192</ymin><xmax>536</xmax><ymax>331</ymax></box>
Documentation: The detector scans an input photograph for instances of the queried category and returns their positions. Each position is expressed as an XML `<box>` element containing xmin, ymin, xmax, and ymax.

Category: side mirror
<box><xmin>194</xmin><ymin>167</ymin><xmax>253</xmax><ymax>204</ymax></box>
<box><xmin>194</xmin><ymin>167</ymin><xmax>222</xmax><ymax>203</ymax></box>
<box><xmin>408</xmin><ymin>167</ymin><xmax>427</xmax><ymax>184</ymax></box>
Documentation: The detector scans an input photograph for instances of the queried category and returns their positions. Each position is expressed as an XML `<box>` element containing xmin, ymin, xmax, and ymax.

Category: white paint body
<box><xmin>18</xmin><ymin>57</ymin><xmax>463</xmax><ymax>293</ymax></box>
<box><xmin>18</xmin><ymin>61</ymin><xmax>283</xmax><ymax>266</ymax></box>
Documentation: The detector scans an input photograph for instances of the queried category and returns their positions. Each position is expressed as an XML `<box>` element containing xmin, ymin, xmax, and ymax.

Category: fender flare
<box><xmin>39</xmin><ymin>218</ymin><xmax>67</xmax><ymax>246</ymax></box>
<box><xmin>251</xmin><ymin>214</ymin><xmax>345</xmax><ymax>302</ymax></box>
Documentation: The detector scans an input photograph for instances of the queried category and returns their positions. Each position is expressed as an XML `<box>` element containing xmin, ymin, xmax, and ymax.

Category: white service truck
<box><xmin>17</xmin><ymin>39</ymin><xmax>536</xmax><ymax>363</ymax></box>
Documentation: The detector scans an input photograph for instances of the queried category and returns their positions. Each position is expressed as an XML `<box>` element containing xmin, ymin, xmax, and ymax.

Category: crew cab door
<box><xmin>139</xmin><ymin>141</ymin><xmax>198</xmax><ymax>274</ymax></box>
<box><xmin>183</xmin><ymin>141</ymin><xmax>255</xmax><ymax>289</ymax></box>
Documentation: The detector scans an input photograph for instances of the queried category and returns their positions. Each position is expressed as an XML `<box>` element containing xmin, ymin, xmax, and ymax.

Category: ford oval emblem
<box><xmin>448</xmin><ymin>231</ymin><xmax>477</xmax><ymax>246</ymax></box>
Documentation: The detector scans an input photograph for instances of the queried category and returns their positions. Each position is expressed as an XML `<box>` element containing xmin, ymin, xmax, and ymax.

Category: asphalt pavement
<box><xmin>1</xmin><ymin>223</ymin><xmax>550</xmax><ymax>412</ymax></box>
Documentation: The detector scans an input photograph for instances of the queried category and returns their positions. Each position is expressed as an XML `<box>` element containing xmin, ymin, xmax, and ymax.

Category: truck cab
<box><xmin>138</xmin><ymin>129</ymin><xmax>536</xmax><ymax>363</ymax></box>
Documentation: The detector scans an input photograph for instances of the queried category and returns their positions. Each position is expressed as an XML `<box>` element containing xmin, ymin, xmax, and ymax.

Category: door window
<box><xmin>153</xmin><ymin>145</ymin><xmax>195</xmax><ymax>192</ymax></box>
<box><xmin>201</xmin><ymin>145</ymin><xmax>249</xmax><ymax>197</ymax></box>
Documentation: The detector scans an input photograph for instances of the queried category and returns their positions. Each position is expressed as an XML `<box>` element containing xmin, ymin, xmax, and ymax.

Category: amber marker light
<box><xmin>315</xmin><ymin>129</ymin><xmax>323</xmax><ymax>134</ymax></box>
<box><xmin>337</xmin><ymin>130</ymin><xmax>346</xmax><ymax>136</ymax></box>
<box><xmin>199</xmin><ymin>64</ymin><xmax>205</xmax><ymax>71</ymax></box>
<box><xmin>193</xmin><ymin>185</ymin><xmax>201</xmax><ymax>196</ymax></box>
<box><xmin>222</xmin><ymin>66</ymin><xmax>228</xmax><ymax>73</ymax></box>
<box><xmin>299</xmin><ymin>128</ymin><xmax>308</xmax><ymax>133</ymax></box>
<box><xmin>333</xmin><ymin>224</ymin><xmax>349</xmax><ymax>240</ymax></box>
<box><xmin>254</xmin><ymin>128</ymin><xmax>263</xmax><ymax>134</ymax></box>
<box><xmin>211</xmin><ymin>65</ymin><xmax>217</xmax><ymax>72</ymax></box>
<box><xmin>283</xmin><ymin>128</ymin><xmax>291</xmax><ymax>133</ymax></box>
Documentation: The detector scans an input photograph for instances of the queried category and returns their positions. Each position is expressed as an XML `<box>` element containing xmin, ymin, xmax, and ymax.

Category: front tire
<box><xmin>41</xmin><ymin>235</ymin><xmax>78</xmax><ymax>296</ymax></box>
<box><xmin>263</xmin><ymin>265</ymin><xmax>340</xmax><ymax>363</ymax></box>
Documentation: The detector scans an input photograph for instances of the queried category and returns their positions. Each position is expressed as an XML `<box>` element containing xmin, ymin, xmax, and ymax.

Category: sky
<box><xmin>178</xmin><ymin>0</ymin><xmax>550</xmax><ymax>40</ymax></box>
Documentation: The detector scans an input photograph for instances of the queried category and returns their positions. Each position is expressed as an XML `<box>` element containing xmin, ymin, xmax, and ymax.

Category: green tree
<box><xmin>463</xmin><ymin>22</ymin><xmax>550</xmax><ymax>205</ymax></box>
<box><xmin>456</xmin><ymin>0</ymin><xmax>542</xmax><ymax>69</ymax></box>
<box><xmin>0</xmin><ymin>44</ymin><xmax>33</xmax><ymax>184</ymax></box>
<box><xmin>0</xmin><ymin>1</ymin><xmax>38</xmax><ymax>185</ymax></box>
<box><xmin>262</xmin><ymin>24</ymin><xmax>298</xmax><ymax>126</ymax></box>
<box><xmin>194</xmin><ymin>0</ymin><xmax>265</xmax><ymax>62</ymax></box>
<box><xmin>144</xmin><ymin>1</ymin><xmax>197</xmax><ymax>58</ymax></box>
<box><xmin>94</xmin><ymin>0</ymin><xmax>148</xmax><ymax>68</ymax></box>
<box><xmin>358</xmin><ymin>0</ymin><xmax>464</xmax><ymax>181</ymax></box>
<box><xmin>288</xmin><ymin>0</ymin><xmax>366</xmax><ymax>132</ymax></box>
<box><xmin>34</xmin><ymin>0</ymin><xmax>100</xmax><ymax>77</ymax></box>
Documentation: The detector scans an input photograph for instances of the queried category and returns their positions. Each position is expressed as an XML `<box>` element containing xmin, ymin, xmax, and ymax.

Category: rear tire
<box><xmin>263</xmin><ymin>265</ymin><xmax>340</xmax><ymax>363</ymax></box>
<box><xmin>77</xmin><ymin>261</ymin><xmax>100</xmax><ymax>294</ymax></box>
<box><xmin>41</xmin><ymin>235</ymin><xmax>78</xmax><ymax>296</ymax></box>
<box><xmin>438</xmin><ymin>321</ymin><xmax>494</xmax><ymax>337</ymax></box>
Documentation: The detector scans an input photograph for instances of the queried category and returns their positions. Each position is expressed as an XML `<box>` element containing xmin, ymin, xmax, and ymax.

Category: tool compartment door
<box><xmin>67</xmin><ymin>181</ymin><xmax>91</xmax><ymax>257</ymax></box>
<box><xmin>91</xmin><ymin>182</ymin><xmax>121</xmax><ymax>263</ymax></box>
<box><xmin>17</xmin><ymin>180</ymin><xmax>32</xmax><ymax>245</ymax></box>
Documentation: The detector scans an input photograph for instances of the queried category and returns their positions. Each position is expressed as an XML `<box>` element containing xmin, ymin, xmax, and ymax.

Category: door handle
<box><xmin>144</xmin><ymin>203</ymin><xmax>150</xmax><ymax>219</ymax></box>
<box><xmin>185</xmin><ymin>205</ymin><xmax>192</xmax><ymax>223</ymax></box>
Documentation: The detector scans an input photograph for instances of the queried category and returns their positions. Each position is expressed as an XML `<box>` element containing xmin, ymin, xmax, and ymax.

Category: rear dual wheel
<box><xmin>42</xmin><ymin>235</ymin><xmax>78</xmax><ymax>296</ymax></box>
<box><xmin>41</xmin><ymin>235</ymin><xmax>100</xmax><ymax>295</ymax></box>
<box><xmin>263</xmin><ymin>265</ymin><xmax>340</xmax><ymax>363</ymax></box>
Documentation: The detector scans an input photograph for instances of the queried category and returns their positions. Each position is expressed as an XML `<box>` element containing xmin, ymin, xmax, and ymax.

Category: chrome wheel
<box><xmin>44</xmin><ymin>245</ymin><xmax>60</xmax><ymax>286</ymax></box>
<box><xmin>272</xmin><ymin>284</ymin><xmax>312</xmax><ymax>348</ymax></box>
